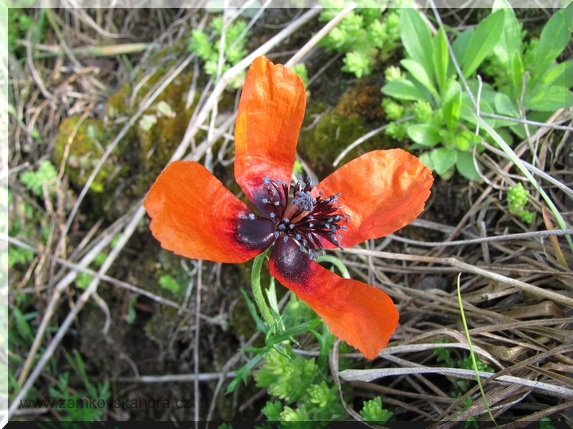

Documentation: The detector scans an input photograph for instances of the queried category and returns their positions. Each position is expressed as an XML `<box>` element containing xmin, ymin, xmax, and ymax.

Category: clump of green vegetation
<box><xmin>8</xmin><ymin>161</ymin><xmax>61</xmax><ymax>269</ymax></box>
<box><xmin>434</xmin><ymin>340</ymin><xmax>494</xmax><ymax>392</ymax></box>
<box><xmin>7</xmin><ymin>1</ymin><xmax>42</xmax><ymax>57</ymax></box>
<box><xmin>360</xmin><ymin>396</ymin><xmax>393</xmax><ymax>425</ymax></box>
<box><xmin>189</xmin><ymin>15</ymin><xmax>250</xmax><ymax>87</ymax></box>
<box><xmin>20</xmin><ymin>160</ymin><xmax>58</xmax><ymax>197</ymax></box>
<box><xmin>49</xmin><ymin>351</ymin><xmax>111</xmax><ymax>421</ymax></box>
<box><xmin>507</xmin><ymin>183</ymin><xmax>534</xmax><ymax>224</ymax></box>
<box><xmin>381</xmin><ymin>1</ymin><xmax>573</xmax><ymax>180</ymax></box>
<box><xmin>318</xmin><ymin>1</ymin><xmax>400</xmax><ymax>78</ymax></box>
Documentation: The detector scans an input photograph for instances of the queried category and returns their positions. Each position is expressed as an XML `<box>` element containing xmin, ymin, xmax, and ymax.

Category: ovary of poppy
<box><xmin>143</xmin><ymin>55</ymin><xmax>433</xmax><ymax>359</ymax></box>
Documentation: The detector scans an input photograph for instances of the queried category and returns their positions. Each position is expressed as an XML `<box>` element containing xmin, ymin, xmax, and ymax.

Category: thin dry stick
<box><xmin>333</xmin><ymin>117</ymin><xmax>413</xmax><ymax>167</ymax></box>
<box><xmin>388</xmin><ymin>228</ymin><xmax>573</xmax><ymax>247</ymax></box>
<box><xmin>344</xmin><ymin>248</ymin><xmax>573</xmax><ymax>308</ymax></box>
<box><xmin>480</xmin><ymin>110</ymin><xmax>573</xmax><ymax>132</ymax></box>
<box><xmin>116</xmin><ymin>373</ymin><xmax>236</xmax><ymax>383</ymax></box>
<box><xmin>339</xmin><ymin>367</ymin><xmax>573</xmax><ymax>399</ymax></box>
<box><xmin>194</xmin><ymin>260</ymin><xmax>202</xmax><ymax>422</ymax></box>
<box><xmin>284</xmin><ymin>2</ymin><xmax>354</xmax><ymax>68</ymax></box>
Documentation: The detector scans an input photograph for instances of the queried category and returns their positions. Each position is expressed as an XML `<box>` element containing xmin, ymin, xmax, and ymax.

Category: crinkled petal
<box><xmin>269</xmin><ymin>238</ymin><xmax>399</xmax><ymax>359</ymax></box>
<box><xmin>144</xmin><ymin>161</ymin><xmax>274</xmax><ymax>263</ymax></box>
<box><xmin>315</xmin><ymin>149</ymin><xmax>433</xmax><ymax>248</ymax></box>
<box><xmin>234</xmin><ymin>55</ymin><xmax>306</xmax><ymax>208</ymax></box>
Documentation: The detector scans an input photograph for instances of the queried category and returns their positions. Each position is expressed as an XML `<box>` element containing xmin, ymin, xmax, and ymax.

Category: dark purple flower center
<box><xmin>247</xmin><ymin>176</ymin><xmax>349</xmax><ymax>260</ymax></box>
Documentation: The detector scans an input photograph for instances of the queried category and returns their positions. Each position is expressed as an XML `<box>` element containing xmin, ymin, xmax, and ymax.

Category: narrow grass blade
<box><xmin>457</xmin><ymin>274</ymin><xmax>499</xmax><ymax>428</ymax></box>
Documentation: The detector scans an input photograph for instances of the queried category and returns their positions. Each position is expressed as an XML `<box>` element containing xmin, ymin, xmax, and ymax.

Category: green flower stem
<box><xmin>251</xmin><ymin>248</ymin><xmax>275</xmax><ymax>328</ymax></box>
<box><xmin>316</xmin><ymin>255</ymin><xmax>350</xmax><ymax>279</ymax></box>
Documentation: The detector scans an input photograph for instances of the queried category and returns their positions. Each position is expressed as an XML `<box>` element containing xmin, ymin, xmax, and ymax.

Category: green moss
<box><xmin>298</xmin><ymin>82</ymin><xmax>393</xmax><ymax>178</ymax></box>
<box><xmin>53</xmin><ymin>117</ymin><xmax>125</xmax><ymax>194</ymax></box>
<box><xmin>142</xmin><ymin>250</ymin><xmax>188</xmax><ymax>348</ymax></box>
<box><xmin>136</xmin><ymin>72</ymin><xmax>198</xmax><ymax>192</ymax></box>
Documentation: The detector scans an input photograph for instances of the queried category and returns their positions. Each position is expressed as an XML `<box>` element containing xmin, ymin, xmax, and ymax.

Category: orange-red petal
<box><xmin>315</xmin><ymin>149</ymin><xmax>433</xmax><ymax>248</ymax></box>
<box><xmin>143</xmin><ymin>161</ymin><xmax>274</xmax><ymax>263</ymax></box>
<box><xmin>269</xmin><ymin>238</ymin><xmax>399</xmax><ymax>359</ymax></box>
<box><xmin>234</xmin><ymin>55</ymin><xmax>306</xmax><ymax>206</ymax></box>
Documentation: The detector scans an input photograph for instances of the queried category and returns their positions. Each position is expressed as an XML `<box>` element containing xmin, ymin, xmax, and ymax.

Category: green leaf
<box><xmin>462</xmin><ymin>10</ymin><xmax>505</xmax><ymax>78</ymax></box>
<box><xmin>492</xmin><ymin>0</ymin><xmax>522</xmax><ymax>69</ymax></box>
<box><xmin>532</xmin><ymin>1</ymin><xmax>573</xmax><ymax>83</ymax></box>
<box><xmin>381</xmin><ymin>79</ymin><xmax>427</xmax><ymax>101</ymax></box>
<box><xmin>407</xmin><ymin>124</ymin><xmax>442</xmax><ymax>147</ymax></box>
<box><xmin>400</xmin><ymin>8</ymin><xmax>434</xmax><ymax>82</ymax></box>
<box><xmin>460</xmin><ymin>94</ymin><xmax>495</xmax><ymax>127</ymax></box>
<box><xmin>433</xmin><ymin>27</ymin><xmax>449</xmax><ymax>95</ymax></box>
<box><xmin>266</xmin><ymin>318</ymin><xmax>322</xmax><ymax>347</ymax></box>
<box><xmin>240</xmin><ymin>289</ymin><xmax>267</xmax><ymax>334</ymax></box>
<box><xmin>189</xmin><ymin>29</ymin><xmax>213</xmax><ymax>60</ymax></box>
<box><xmin>442</xmin><ymin>80</ymin><xmax>462</xmax><ymax>131</ymax></box>
<box><xmin>431</xmin><ymin>147</ymin><xmax>457</xmax><ymax>175</ymax></box>
<box><xmin>525</xmin><ymin>86</ymin><xmax>573</xmax><ymax>111</ymax></box>
<box><xmin>453</xmin><ymin>131</ymin><xmax>481</xmax><ymax>151</ymax></box>
<box><xmin>494</xmin><ymin>91</ymin><xmax>519</xmax><ymax>117</ymax></box>
<box><xmin>451</xmin><ymin>29</ymin><xmax>473</xmax><ymax>74</ymax></box>
<box><xmin>540</xmin><ymin>59</ymin><xmax>573</xmax><ymax>89</ymax></box>
<box><xmin>400</xmin><ymin>59</ymin><xmax>438</xmax><ymax>99</ymax></box>
<box><xmin>456</xmin><ymin>151</ymin><xmax>482</xmax><ymax>182</ymax></box>
<box><xmin>507</xmin><ymin>51</ymin><xmax>525</xmax><ymax>101</ymax></box>
<box><xmin>418</xmin><ymin>151</ymin><xmax>434</xmax><ymax>171</ymax></box>
<box><xmin>158</xmin><ymin>275</ymin><xmax>181</xmax><ymax>294</ymax></box>
<box><xmin>226</xmin><ymin>353</ymin><xmax>264</xmax><ymax>394</ymax></box>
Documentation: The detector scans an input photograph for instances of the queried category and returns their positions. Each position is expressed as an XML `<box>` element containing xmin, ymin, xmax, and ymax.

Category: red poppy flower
<box><xmin>143</xmin><ymin>55</ymin><xmax>433</xmax><ymax>359</ymax></box>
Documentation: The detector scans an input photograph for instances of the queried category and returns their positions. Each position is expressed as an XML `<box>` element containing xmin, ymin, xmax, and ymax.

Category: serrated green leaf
<box><xmin>532</xmin><ymin>2</ymin><xmax>573</xmax><ymax>83</ymax></box>
<box><xmin>400</xmin><ymin>59</ymin><xmax>438</xmax><ymax>98</ymax></box>
<box><xmin>525</xmin><ymin>86</ymin><xmax>573</xmax><ymax>111</ymax></box>
<box><xmin>433</xmin><ymin>27</ymin><xmax>449</xmax><ymax>95</ymax></box>
<box><xmin>456</xmin><ymin>151</ymin><xmax>482</xmax><ymax>181</ymax></box>
<box><xmin>381</xmin><ymin>79</ymin><xmax>427</xmax><ymax>101</ymax></box>
<box><xmin>442</xmin><ymin>80</ymin><xmax>462</xmax><ymax>131</ymax></box>
<box><xmin>431</xmin><ymin>147</ymin><xmax>457</xmax><ymax>175</ymax></box>
<box><xmin>407</xmin><ymin>124</ymin><xmax>442</xmax><ymax>147</ymax></box>
<box><xmin>462</xmin><ymin>10</ymin><xmax>505</xmax><ymax>78</ymax></box>
<box><xmin>400</xmin><ymin>8</ymin><xmax>434</xmax><ymax>82</ymax></box>
<box><xmin>507</xmin><ymin>51</ymin><xmax>525</xmax><ymax>101</ymax></box>
<box><xmin>540</xmin><ymin>59</ymin><xmax>573</xmax><ymax>89</ymax></box>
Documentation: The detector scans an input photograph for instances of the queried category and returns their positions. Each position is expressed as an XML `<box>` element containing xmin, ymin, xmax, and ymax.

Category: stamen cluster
<box><xmin>248</xmin><ymin>176</ymin><xmax>350</xmax><ymax>259</ymax></box>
